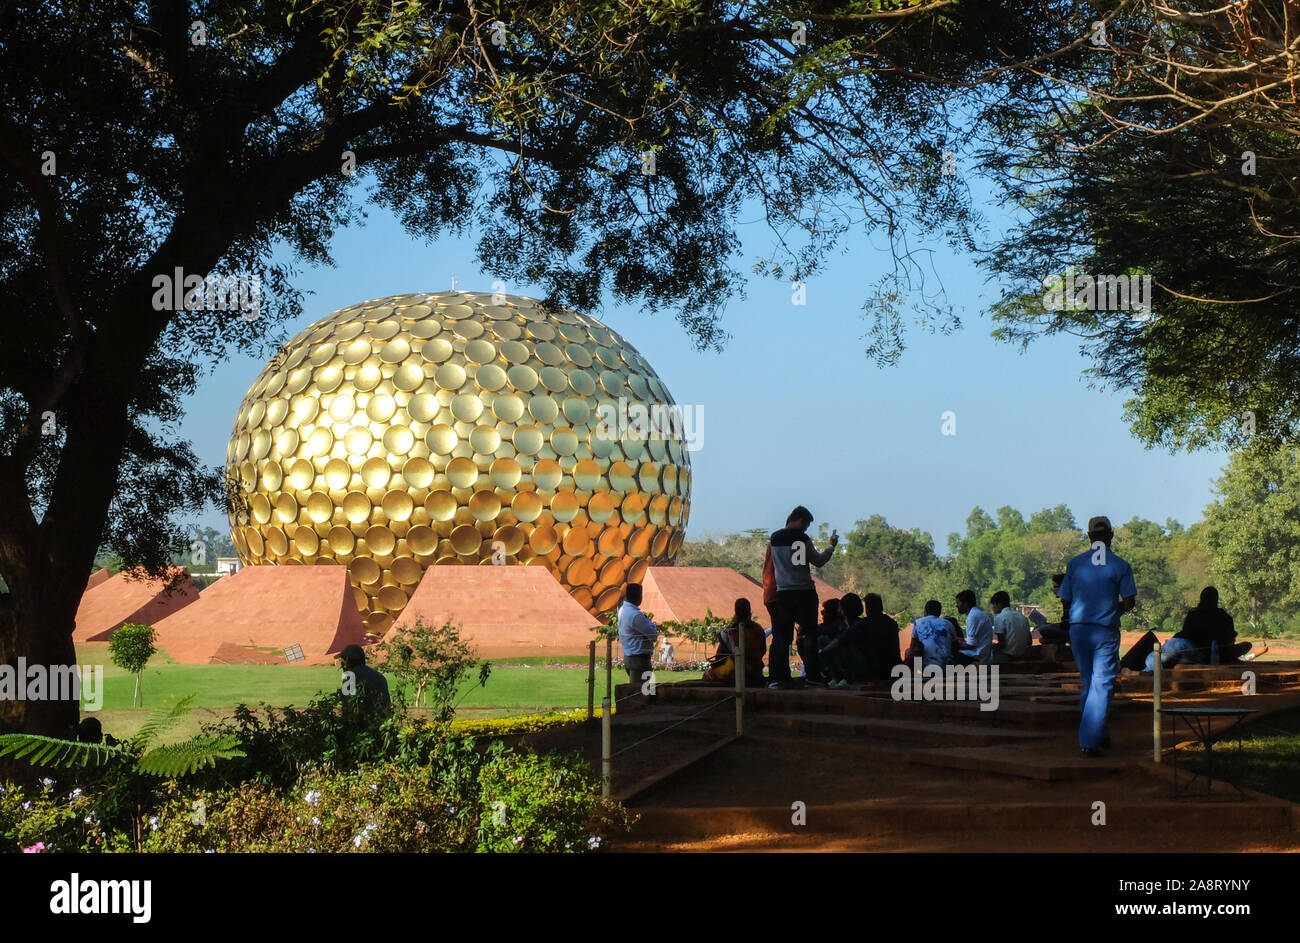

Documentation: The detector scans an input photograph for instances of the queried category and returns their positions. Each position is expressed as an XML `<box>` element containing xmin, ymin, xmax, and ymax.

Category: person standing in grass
<box><xmin>337</xmin><ymin>643</ymin><xmax>391</xmax><ymax>715</ymax></box>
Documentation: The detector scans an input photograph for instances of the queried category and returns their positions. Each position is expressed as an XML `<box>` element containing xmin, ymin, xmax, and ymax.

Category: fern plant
<box><xmin>0</xmin><ymin>693</ymin><xmax>244</xmax><ymax>777</ymax></box>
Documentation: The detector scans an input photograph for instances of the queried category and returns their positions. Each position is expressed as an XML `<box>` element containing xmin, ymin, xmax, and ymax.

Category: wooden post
<box><xmin>601</xmin><ymin>696</ymin><xmax>612</xmax><ymax>798</ymax></box>
<box><xmin>605</xmin><ymin>637</ymin><xmax>613</xmax><ymax>703</ymax></box>
<box><xmin>735</xmin><ymin>622</ymin><xmax>745</xmax><ymax>737</ymax></box>
<box><xmin>1153</xmin><ymin>641</ymin><xmax>1162</xmax><ymax>763</ymax></box>
<box><xmin>587</xmin><ymin>640</ymin><xmax>596</xmax><ymax>722</ymax></box>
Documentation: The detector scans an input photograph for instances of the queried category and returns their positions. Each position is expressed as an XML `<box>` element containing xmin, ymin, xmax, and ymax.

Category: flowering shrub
<box><xmin>0</xmin><ymin>779</ymin><xmax>128</xmax><ymax>854</ymax></box>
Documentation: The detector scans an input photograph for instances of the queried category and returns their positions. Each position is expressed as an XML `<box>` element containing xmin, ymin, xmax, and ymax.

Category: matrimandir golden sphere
<box><xmin>225</xmin><ymin>290</ymin><xmax>692</xmax><ymax>634</ymax></box>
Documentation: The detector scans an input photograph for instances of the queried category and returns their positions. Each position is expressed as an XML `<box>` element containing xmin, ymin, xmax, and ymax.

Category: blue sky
<box><xmin>181</xmin><ymin>191</ymin><xmax>1229</xmax><ymax>549</ymax></box>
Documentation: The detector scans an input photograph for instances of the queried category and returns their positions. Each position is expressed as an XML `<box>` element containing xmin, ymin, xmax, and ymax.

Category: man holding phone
<box><xmin>763</xmin><ymin>506</ymin><xmax>838</xmax><ymax>688</ymax></box>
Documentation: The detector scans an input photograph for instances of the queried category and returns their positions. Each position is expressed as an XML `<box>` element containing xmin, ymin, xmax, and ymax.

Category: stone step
<box><xmin>628</xmin><ymin>797</ymin><xmax>1295</xmax><ymax>840</ymax></box>
<box><xmin>753</xmin><ymin>712</ymin><xmax>1053</xmax><ymax>748</ymax></box>
<box><xmin>902</xmin><ymin>745</ymin><xmax>1125</xmax><ymax>781</ymax></box>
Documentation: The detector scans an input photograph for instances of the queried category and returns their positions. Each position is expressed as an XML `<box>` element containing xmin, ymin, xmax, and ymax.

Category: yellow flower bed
<box><xmin>445</xmin><ymin>706</ymin><xmax>610</xmax><ymax>738</ymax></box>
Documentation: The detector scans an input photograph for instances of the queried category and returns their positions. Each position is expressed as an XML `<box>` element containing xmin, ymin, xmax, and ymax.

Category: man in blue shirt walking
<box><xmin>1057</xmin><ymin>516</ymin><xmax>1137</xmax><ymax>756</ymax></box>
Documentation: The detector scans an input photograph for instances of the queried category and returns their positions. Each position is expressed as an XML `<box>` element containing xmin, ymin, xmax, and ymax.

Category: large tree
<box><xmin>0</xmin><ymin>0</ymin><xmax>1058</xmax><ymax>733</ymax></box>
<box><xmin>979</xmin><ymin>1</ymin><xmax>1300</xmax><ymax>452</ymax></box>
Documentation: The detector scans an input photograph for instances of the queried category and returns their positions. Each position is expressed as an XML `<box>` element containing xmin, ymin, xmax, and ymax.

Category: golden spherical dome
<box><xmin>225</xmin><ymin>291</ymin><xmax>692</xmax><ymax>634</ymax></box>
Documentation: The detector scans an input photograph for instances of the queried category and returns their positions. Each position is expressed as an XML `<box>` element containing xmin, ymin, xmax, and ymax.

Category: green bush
<box><xmin>476</xmin><ymin>745</ymin><xmax>631</xmax><ymax>853</ymax></box>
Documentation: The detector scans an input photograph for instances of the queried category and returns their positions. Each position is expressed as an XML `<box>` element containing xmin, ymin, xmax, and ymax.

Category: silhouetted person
<box><xmin>763</xmin><ymin>505</ymin><xmax>837</xmax><ymax>688</ymax></box>
<box><xmin>337</xmin><ymin>643</ymin><xmax>391</xmax><ymax>715</ymax></box>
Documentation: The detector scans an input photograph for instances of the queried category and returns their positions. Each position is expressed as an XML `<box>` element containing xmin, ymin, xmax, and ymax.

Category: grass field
<box><xmin>74</xmin><ymin>646</ymin><xmax>702</xmax><ymax>740</ymax></box>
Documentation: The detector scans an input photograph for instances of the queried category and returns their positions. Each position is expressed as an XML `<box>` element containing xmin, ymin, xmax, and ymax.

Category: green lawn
<box><xmin>74</xmin><ymin>646</ymin><xmax>701</xmax><ymax>739</ymax></box>
<box><xmin>1180</xmin><ymin>706</ymin><xmax>1300</xmax><ymax>803</ymax></box>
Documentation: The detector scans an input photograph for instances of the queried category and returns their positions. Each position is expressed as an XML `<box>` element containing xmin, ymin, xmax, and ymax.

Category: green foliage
<box><xmin>476</xmin><ymin>746</ymin><xmax>631</xmax><ymax>852</ymax></box>
<box><xmin>1204</xmin><ymin>446</ymin><xmax>1300</xmax><ymax>621</ymax></box>
<box><xmin>108</xmin><ymin>623</ymin><xmax>157</xmax><ymax>707</ymax></box>
<box><xmin>372</xmin><ymin>620</ymin><xmax>489</xmax><ymax>717</ymax></box>
<box><xmin>0</xmin><ymin>734</ymin><xmax>129</xmax><ymax>769</ymax></box>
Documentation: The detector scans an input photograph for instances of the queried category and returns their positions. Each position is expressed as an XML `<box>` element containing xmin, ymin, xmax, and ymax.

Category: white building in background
<box><xmin>216</xmin><ymin>557</ymin><xmax>242</xmax><ymax>575</ymax></box>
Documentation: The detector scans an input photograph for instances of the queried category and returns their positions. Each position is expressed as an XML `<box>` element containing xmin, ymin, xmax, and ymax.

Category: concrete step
<box><xmin>903</xmin><ymin>745</ymin><xmax>1125</xmax><ymax>781</ymax></box>
<box><xmin>754</xmin><ymin>712</ymin><xmax>1052</xmax><ymax>748</ymax></box>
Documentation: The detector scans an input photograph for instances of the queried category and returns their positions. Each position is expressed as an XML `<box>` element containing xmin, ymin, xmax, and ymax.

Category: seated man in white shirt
<box><xmin>989</xmin><ymin>590</ymin><xmax>1031</xmax><ymax>664</ymax></box>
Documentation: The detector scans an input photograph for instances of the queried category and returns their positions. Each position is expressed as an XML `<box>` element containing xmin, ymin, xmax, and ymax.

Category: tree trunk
<box><xmin>0</xmin><ymin>603</ymin><xmax>80</xmax><ymax>737</ymax></box>
<box><xmin>134</xmin><ymin>671</ymin><xmax>142</xmax><ymax>708</ymax></box>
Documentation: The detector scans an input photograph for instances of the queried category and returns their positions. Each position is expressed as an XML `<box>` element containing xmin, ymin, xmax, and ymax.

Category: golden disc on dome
<box><xmin>425</xmin><ymin>490</ymin><xmax>458</xmax><ymax>522</ymax></box>
<box><xmin>343</xmin><ymin>426</ymin><xmax>373</xmax><ymax>455</ymax></box>
<box><xmin>475</xmin><ymin>363</ymin><xmax>507</xmax><ymax>391</ymax></box>
<box><xmin>598</xmin><ymin>529</ymin><xmax>626</xmax><ymax>558</ymax></box>
<box><xmin>661</xmin><ymin>465</ymin><xmax>679</xmax><ymax>495</ymax></box>
<box><xmin>353</xmin><ymin>363</ymin><xmax>382</xmax><ymax>392</ymax></box>
<box><xmin>435</xmin><ymin>362</ymin><xmax>467</xmax><ymax>390</ymax></box>
<box><xmin>512</xmin><ymin>491</ymin><xmax>543</xmax><ymax>522</ymax></box>
<box><xmin>406</xmin><ymin>525</ymin><xmax>437</xmax><ymax>555</ymax></box>
<box><xmin>627</xmin><ymin>558</ymin><xmax>649</xmax><ymax>584</ymax></box>
<box><xmin>507</xmin><ymin>364</ymin><xmax>539</xmax><ymax>392</ymax></box>
<box><xmin>273</xmin><ymin>493</ymin><xmax>298</xmax><ymax>524</ymax></box>
<box><xmin>529</xmin><ymin>524</ymin><xmax>559</xmax><ymax>554</ymax></box>
<box><xmin>562</xmin><ymin>397</ymin><xmax>590</xmax><ymax>425</ymax></box>
<box><xmin>562</xmin><ymin>525</ymin><xmax>590</xmax><ymax>556</ymax></box>
<box><xmin>364</xmin><ymin>524</ymin><xmax>397</xmax><ymax>556</ymax></box>
<box><xmin>403</xmin><ymin>303</ymin><xmax>434</xmax><ymax>321</ymax></box>
<box><xmin>566</xmin><ymin>557</ymin><xmax>596</xmax><ymax>586</ymax></box>
<box><xmin>261</xmin><ymin>459</ymin><xmax>284</xmax><ymax>492</ymax></box>
<box><xmin>402</xmin><ymin>457</ymin><xmax>435</xmax><ymax>489</ymax></box>
<box><xmin>532</xmin><ymin>458</ymin><xmax>562</xmax><ymax>490</ymax></box>
<box><xmin>551</xmin><ymin>492</ymin><xmax>579</xmax><ymax>522</ymax></box>
<box><xmin>568</xmin><ymin>370</ymin><xmax>597</xmax><ymax>396</ymax></box>
<box><xmin>249</xmin><ymin>493</ymin><xmax>272</xmax><ymax>525</ymax></box>
<box><xmin>469</xmin><ymin>490</ymin><xmax>502</xmax><ymax>522</ymax></box>
<box><xmin>365</xmin><ymin>611</ymin><xmax>394</xmax><ymax>635</ymax></box>
<box><xmin>393</xmin><ymin>364</ymin><xmax>425</xmax><ymax>392</ymax></box>
<box><xmin>328</xmin><ymin>525</ymin><xmax>356</xmax><ymax>554</ymax></box>
<box><xmin>324</xmin><ymin>457</ymin><xmax>352</xmax><ymax>489</ymax></box>
<box><xmin>450</xmin><ymin>394</ymin><xmax>483</xmax><ymax>423</ymax></box>
<box><xmin>342</xmin><ymin>491</ymin><xmax>372</xmax><ymax>524</ymax></box>
<box><xmin>564</xmin><ymin>344</ymin><xmax>593</xmax><ymax>367</ymax></box>
<box><xmin>607</xmin><ymin>461</ymin><xmax>635</xmax><ymax>492</ymax></box>
<box><xmin>422</xmin><ymin>338</ymin><xmax>454</xmax><ymax>364</ymax></box>
<box><xmin>294</xmin><ymin>527</ymin><xmax>320</xmax><ymax>556</ymax></box>
<box><xmin>306</xmin><ymin>426</ymin><xmax>334</xmax><ymax>457</ymax></box>
<box><xmin>381</xmin><ymin>490</ymin><xmax>415</xmax><ymax>522</ymax></box>
<box><xmin>449</xmin><ymin>524</ymin><xmax>482</xmax><ymax>554</ymax></box>
<box><xmin>426</xmin><ymin>424</ymin><xmax>458</xmax><ymax>454</ymax></box>
<box><xmin>238</xmin><ymin>460</ymin><xmax>256</xmax><ymax>490</ymax></box>
<box><xmin>379</xmin><ymin>338</ymin><xmax>411</xmax><ymax>363</ymax></box>
<box><xmin>550</xmin><ymin>427</ymin><xmax>578</xmax><ymax>455</ymax></box>
<box><xmin>244</xmin><ymin>526</ymin><xmax>265</xmax><ymax>556</ymax></box>
<box><xmin>596</xmin><ymin>586</ymin><xmax>623</xmax><ymax>614</ymax></box>
<box><xmin>534</xmin><ymin>341</ymin><xmax>563</xmax><ymax>365</ymax></box>
<box><xmin>648</xmin><ymin>494</ymin><xmax>669</xmax><ymax>524</ymax></box>
<box><xmin>622</xmin><ymin>492</ymin><xmax>647</xmax><ymax>525</ymax></box>
<box><xmin>493</xmin><ymin>524</ymin><xmax>525</xmax><ymax>555</ymax></box>
<box><xmin>492</xmin><ymin>393</ymin><xmax>525</xmax><ymax>422</ymax></box>
<box><xmin>275</xmin><ymin>427</ymin><xmax>299</xmax><ymax>457</ymax></box>
<box><xmin>668</xmin><ymin>496</ymin><xmax>684</xmax><ymax>525</ymax></box>
<box><xmin>391</xmin><ymin>556</ymin><xmax>423</xmax><ymax>584</ymax></box>
<box><xmin>539</xmin><ymin>366</ymin><xmax>568</xmax><ymax>393</ymax></box>
<box><xmin>360</xmin><ymin>456</ymin><xmax>391</xmax><ymax>488</ymax></box>
<box><xmin>341</xmin><ymin>339</ymin><xmax>372</xmax><ymax>364</ymax></box>
<box><xmin>464</xmin><ymin>338</ymin><xmax>496</xmax><ymax>364</ymax></box>
<box><xmin>628</xmin><ymin>527</ymin><xmax>653</xmax><ymax>557</ymax></box>
<box><xmin>442</xmin><ymin>303</ymin><xmax>474</xmax><ymax>320</ymax></box>
<box><xmin>573</xmin><ymin>458</ymin><xmax>601</xmax><ymax>491</ymax></box>
<box><xmin>364</xmin><ymin>393</ymin><xmax>395</xmax><ymax>423</ymax></box>
<box><xmin>445</xmin><ymin>456</ymin><xmax>479</xmax><ymax>489</ymax></box>
<box><xmin>489</xmin><ymin>457</ymin><xmax>522</xmax><ymax>489</ymax></box>
<box><xmin>383</xmin><ymin>425</ymin><xmax>415</xmax><ymax>454</ymax></box>
<box><xmin>406</xmin><ymin>393</ymin><xmax>439</xmax><ymax>423</ymax></box>
<box><xmin>652</xmin><ymin>529</ymin><xmax>670</xmax><ymax>557</ymax></box>
<box><xmin>266</xmin><ymin>526</ymin><xmax>289</xmax><ymax>557</ymax></box>
<box><xmin>409</xmin><ymin>319</ymin><xmax>441</xmax><ymax>339</ymax></box>
<box><xmin>598</xmin><ymin>371</ymin><xmax>624</xmax><ymax>396</ymax></box>
<box><xmin>588</xmin><ymin>492</ymin><xmax>618</xmax><ymax>523</ymax></box>
<box><xmin>469</xmin><ymin>425</ymin><xmax>501</xmax><ymax>454</ymax></box>
<box><xmin>513</xmin><ymin>425</ymin><xmax>544</xmax><ymax>455</ymax></box>
<box><xmin>305</xmin><ymin>492</ymin><xmax>334</xmax><ymax>524</ymax></box>
<box><xmin>528</xmin><ymin>395</ymin><xmax>559</xmax><ymax>424</ymax></box>
<box><xmin>349</xmin><ymin>557</ymin><xmax>381</xmax><ymax>585</ymax></box>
